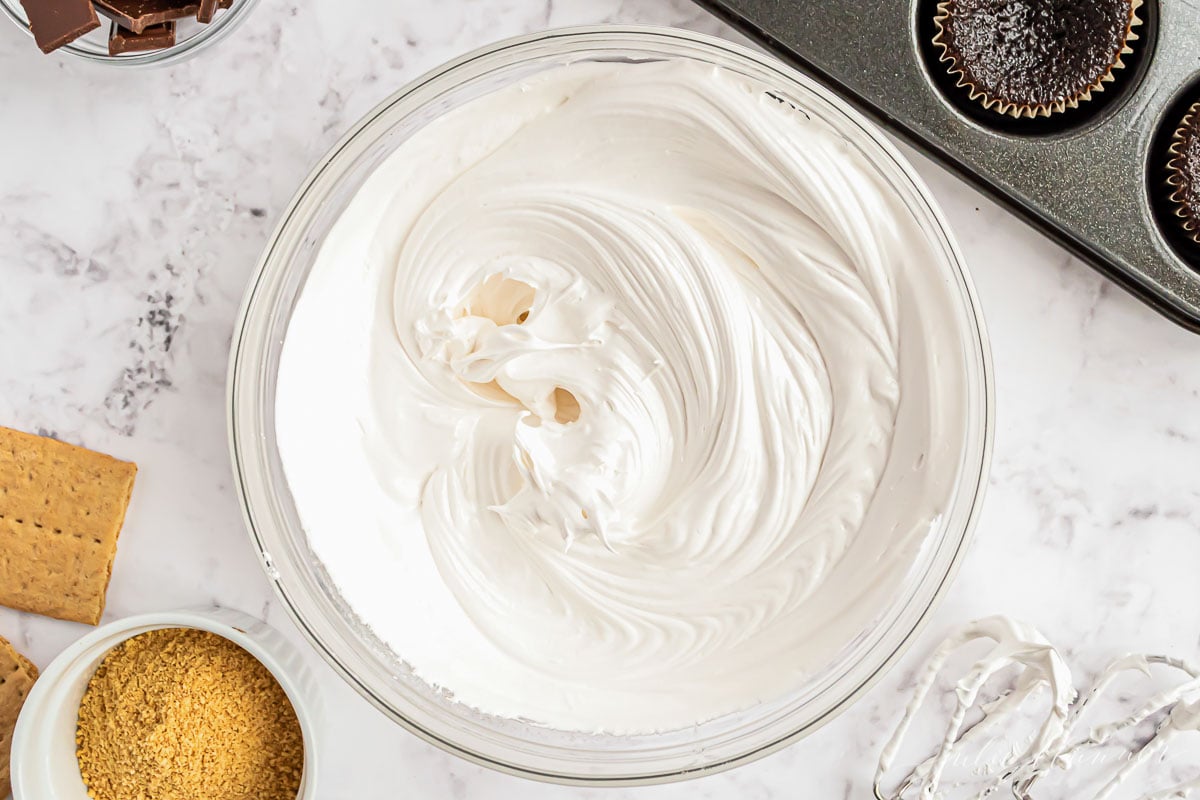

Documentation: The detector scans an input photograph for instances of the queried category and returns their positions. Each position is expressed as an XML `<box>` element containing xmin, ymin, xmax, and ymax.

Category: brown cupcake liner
<box><xmin>932</xmin><ymin>0</ymin><xmax>1143</xmax><ymax>119</ymax></box>
<box><xmin>1165</xmin><ymin>100</ymin><xmax>1200</xmax><ymax>244</ymax></box>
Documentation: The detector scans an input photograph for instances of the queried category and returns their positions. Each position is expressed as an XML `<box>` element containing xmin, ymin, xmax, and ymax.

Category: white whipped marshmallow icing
<box><xmin>276</xmin><ymin>58</ymin><xmax>973</xmax><ymax>733</ymax></box>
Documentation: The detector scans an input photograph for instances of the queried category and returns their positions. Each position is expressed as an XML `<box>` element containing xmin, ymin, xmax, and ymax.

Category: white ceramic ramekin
<box><xmin>10</xmin><ymin>607</ymin><xmax>320</xmax><ymax>800</ymax></box>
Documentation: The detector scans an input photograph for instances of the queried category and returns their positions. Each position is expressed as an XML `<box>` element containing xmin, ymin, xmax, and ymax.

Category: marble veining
<box><xmin>1</xmin><ymin>0</ymin><xmax>1198</xmax><ymax>797</ymax></box>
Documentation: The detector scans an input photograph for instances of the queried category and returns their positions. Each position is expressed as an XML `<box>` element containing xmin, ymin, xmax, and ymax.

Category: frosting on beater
<box><xmin>277</xmin><ymin>58</ymin><xmax>969</xmax><ymax>732</ymax></box>
<box><xmin>875</xmin><ymin>617</ymin><xmax>1200</xmax><ymax>799</ymax></box>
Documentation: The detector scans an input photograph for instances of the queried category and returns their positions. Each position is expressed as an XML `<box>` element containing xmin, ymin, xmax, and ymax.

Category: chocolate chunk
<box><xmin>93</xmin><ymin>0</ymin><xmax>200</xmax><ymax>34</ymax></box>
<box><xmin>196</xmin><ymin>0</ymin><xmax>217</xmax><ymax>23</ymax></box>
<box><xmin>18</xmin><ymin>0</ymin><xmax>99</xmax><ymax>54</ymax></box>
<box><xmin>200</xmin><ymin>0</ymin><xmax>233</xmax><ymax>22</ymax></box>
<box><xmin>108</xmin><ymin>20</ymin><xmax>175</xmax><ymax>54</ymax></box>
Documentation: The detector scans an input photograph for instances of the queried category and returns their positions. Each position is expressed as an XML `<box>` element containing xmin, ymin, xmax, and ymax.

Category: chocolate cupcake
<box><xmin>932</xmin><ymin>0</ymin><xmax>1143</xmax><ymax>119</ymax></box>
<box><xmin>1166</xmin><ymin>101</ymin><xmax>1200</xmax><ymax>245</ymax></box>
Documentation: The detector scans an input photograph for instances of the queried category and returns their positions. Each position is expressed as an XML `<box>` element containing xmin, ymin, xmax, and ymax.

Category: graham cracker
<box><xmin>0</xmin><ymin>634</ymin><xmax>38</xmax><ymax>800</ymax></box>
<box><xmin>0</xmin><ymin>427</ymin><xmax>137</xmax><ymax>626</ymax></box>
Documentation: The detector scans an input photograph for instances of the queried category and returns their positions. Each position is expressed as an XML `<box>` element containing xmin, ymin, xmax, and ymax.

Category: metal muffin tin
<box><xmin>693</xmin><ymin>0</ymin><xmax>1200</xmax><ymax>332</ymax></box>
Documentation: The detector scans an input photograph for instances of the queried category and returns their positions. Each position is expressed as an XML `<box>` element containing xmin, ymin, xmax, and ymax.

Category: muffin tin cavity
<box><xmin>693</xmin><ymin>0</ymin><xmax>1200</xmax><ymax>330</ymax></box>
<box><xmin>915</xmin><ymin>0</ymin><xmax>1158</xmax><ymax>136</ymax></box>
<box><xmin>1149</xmin><ymin>78</ymin><xmax>1200</xmax><ymax>271</ymax></box>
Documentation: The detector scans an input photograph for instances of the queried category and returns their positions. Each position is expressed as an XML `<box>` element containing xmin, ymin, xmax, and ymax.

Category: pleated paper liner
<box><xmin>931</xmin><ymin>0</ymin><xmax>1144</xmax><ymax>119</ymax></box>
<box><xmin>1166</xmin><ymin>100</ymin><xmax>1200</xmax><ymax>245</ymax></box>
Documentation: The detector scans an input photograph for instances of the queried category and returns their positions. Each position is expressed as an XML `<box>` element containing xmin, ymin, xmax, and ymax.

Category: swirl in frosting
<box><xmin>276</xmin><ymin>58</ymin><xmax>969</xmax><ymax>733</ymax></box>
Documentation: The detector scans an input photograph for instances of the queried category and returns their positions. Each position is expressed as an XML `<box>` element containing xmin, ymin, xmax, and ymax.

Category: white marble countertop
<box><xmin>2</xmin><ymin>0</ymin><xmax>1198</xmax><ymax>797</ymax></box>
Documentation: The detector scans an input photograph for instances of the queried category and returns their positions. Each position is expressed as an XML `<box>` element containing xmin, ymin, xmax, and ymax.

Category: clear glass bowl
<box><xmin>228</xmin><ymin>26</ymin><xmax>994</xmax><ymax>785</ymax></box>
<box><xmin>0</xmin><ymin>0</ymin><xmax>258</xmax><ymax>66</ymax></box>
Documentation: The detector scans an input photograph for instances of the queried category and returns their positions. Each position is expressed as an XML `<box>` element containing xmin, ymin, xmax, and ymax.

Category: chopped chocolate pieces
<box><xmin>17</xmin><ymin>0</ymin><xmax>236</xmax><ymax>55</ymax></box>
<box><xmin>108</xmin><ymin>20</ymin><xmax>175</xmax><ymax>54</ymax></box>
<box><xmin>19</xmin><ymin>0</ymin><xmax>100</xmax><ymax>53</ymax></box>
<box><xmin>92</xmin><ymin>0</ymin><xmax>200</xmax><ymax>34</ymax></box>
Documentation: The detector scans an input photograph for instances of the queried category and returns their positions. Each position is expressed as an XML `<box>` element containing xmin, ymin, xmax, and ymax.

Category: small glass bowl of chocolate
<box><xmin>0</xmin><ymin>0</ymin><xmax>259</xmax><ymax>65</ymax></box>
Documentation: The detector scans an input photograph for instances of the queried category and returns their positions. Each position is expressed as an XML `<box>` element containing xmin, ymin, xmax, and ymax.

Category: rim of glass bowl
<box><xmin>0</xmin><ymin>0</ymin><xmax>259</xmax><ymax>66</ymax></box>
<box><xmin>227</xmin><ymin>25</ymin><xmax>995</xmax><ymax>786</ymax></box>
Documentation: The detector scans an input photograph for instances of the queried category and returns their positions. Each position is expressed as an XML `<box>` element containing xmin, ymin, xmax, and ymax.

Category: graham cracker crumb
<box><xmin>76</xmin><ymin>628</ymin><xmax>303</xmax><ymax>800</ymax></box>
